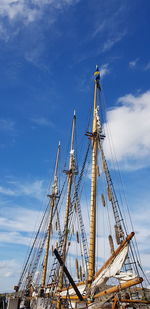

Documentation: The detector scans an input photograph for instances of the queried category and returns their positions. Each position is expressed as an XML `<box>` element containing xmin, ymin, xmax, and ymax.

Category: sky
<box><xmin>0</xmin><ymin>0</ymin><xmax>150</xmax><ymax>292</ymax></box>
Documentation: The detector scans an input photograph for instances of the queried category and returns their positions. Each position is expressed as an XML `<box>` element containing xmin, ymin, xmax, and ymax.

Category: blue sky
<box><xmin>0</xmin><ymin>0</ymin><xmax>150</xmax><ymax>292</ymax></box>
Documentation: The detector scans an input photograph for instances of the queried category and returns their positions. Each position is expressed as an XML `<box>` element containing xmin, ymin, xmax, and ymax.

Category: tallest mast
<box><xmin>88</xmin><ymin>66</ymin><xmax>100</xmax><ymax>282</ymax></box>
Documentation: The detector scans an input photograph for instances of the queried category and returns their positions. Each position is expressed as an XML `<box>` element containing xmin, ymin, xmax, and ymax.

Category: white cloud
<box><xmin>144</xmin><ymin>62</ymin><xmax>150</xmax><ymax>71</ymax></box>
<box><xmin>0</xmin><ymin>231</ymin><xmax>31</xmax><ymax>245</ymax></box>
<box><xmin>100</xmin><ymin>64</ymin><xmax>109</xmax><ymax>78</ymax></box>
<box><xmin>0</xmin><ymin>0</ymin><xmax>40</xmax><ymax>24</ymax></box>
<box><xmin>0</xmin><ymin>186</ymin><xmax>16</xmax><ymax>196</ymax></box>
<box><xmin>0</xmin><ymin>0</ymin><xmax>81</xmax><ymax>43</ymax></box>
<box><xmin>93</xmin><ymin>3</ymin><xmax>127</xmax><ymax>37</ymax></box>
<box><xmin>103</xmin><ymin>31</ymin><xmax>126</xmax><ymax>52</ymax></box>
<box><xmin>0</xmin><ymin>259</ymin><xmax>21</xmax><ymax>292</ymax></box>
<box><xmin>0</xmin><ymin>177</ymin><xmax>48</xmax><ymax>247</ymax></box>
<box><xmin>30</xmin><ymin>117</ymin><xmax>54</xmax><ymax>127</ymax></box>
<box><xmin>0</xmin><ymin>179</ymin><xmax>46</xmax><ymax>200</ymax></box>
<box><xmin>18</xmin><ymin>180</ymin><xmax>45</xmax><ymax>199</ymax></box>
<box><xmin>0</xmin><ymin>259</ymin><xmax>19</xmax><ymax>278</ymax></box>
<box><xmin>0</xmin><ymin>0</ymin><xmax>80</xmax><ymax>25</ymax></box>
<box><xmin>93</xmin><ymin>20</ymin><xmax>107</xmax><ymax>38</ymax></box>
<box><xmin>129</xmin><ymin>58</ymin><xmax>139</xmax><ymax>69</ymax></box>
<box><xmin>130</xmin><ymin>205</ymin><xmax>150</xmax><ymax>270</ymax></box>
<box><xmin>0</xmin><ymin>23</ymin><xmax>10</xmax><ymax>41</ymax></box>
<box><xmin>104</xmin><ymin>90</ymin><xmax>150</xmax><ymax>170</ymax></box>
<box><xmin>0</xmin><ymin>206</ymin><xmax>43</xmax><ymax>232</ymax></box>
<box><xmin>0</xmin><ymin>119</ymin><xmax>15</xmax><ymax>132</ymax></box>
<box><xmin>91</xmin><ymin>4</ymin><xmax>127</xmax><ymax>52</ymax></box>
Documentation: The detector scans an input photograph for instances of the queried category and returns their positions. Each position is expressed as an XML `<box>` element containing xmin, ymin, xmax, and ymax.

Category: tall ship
<box><xmin>8</xmin><ymin>67</ymin><xmax>150</xmax><ymax>309</ymax></box>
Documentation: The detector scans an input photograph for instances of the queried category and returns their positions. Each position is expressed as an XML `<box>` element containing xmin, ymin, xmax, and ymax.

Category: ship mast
<box><xmin>41</xmin><ymin>142</ymin><xmax>60</xmax><ymax>289</ymax></box>
<box><xmin>88</xmin><ymin>66</ymin><xmax>100</xmax><ymax>282</ymax></box>
<box><xmin>57</xmin><ymin>112</ymin><xmax>76</xmax><ymax>294</ymax></box>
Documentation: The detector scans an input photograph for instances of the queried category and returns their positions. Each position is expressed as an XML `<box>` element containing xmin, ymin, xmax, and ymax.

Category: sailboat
<box><xmin>9</xmin><ymin>66</ymin><xmax>150</xmax><ymax>309</ymax></box>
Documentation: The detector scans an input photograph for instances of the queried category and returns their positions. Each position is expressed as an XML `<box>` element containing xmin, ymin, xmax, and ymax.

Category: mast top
<box><xmin>70</xmin><ymin>111</ymin><xmax>76</xmax><ymax>152</ymax></box>
<box><xmin>94</xmin><ymin>65</ymin><xmax>100</xmax><ymax>89</ymax></box>
<box><xmin>53</xmin><ymin>142</ymin><xmax>61</xmax><ymax>183</ymax></box>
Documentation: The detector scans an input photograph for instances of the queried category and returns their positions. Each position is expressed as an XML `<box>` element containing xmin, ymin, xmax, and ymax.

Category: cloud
<box><xmin>30</xmin><ymin>117</ymin><xmax>54</xmax><ymax>127</ymax></box>
<box><xmin>92</xmin><ymin>3</ymin><xmax>127</xmax><ymax>53</ymax></box>
<box><xmin>0</xmin><ymin>178</ymin><xmax>47</xmax><ymax>248</ymax></box>
<box><xmin>0</xmin><ymin>0</ymin><xmax>80</xmax><ymax>32</ymax></box>
<box><xmin>92</xmin><ymin>20</ymin><xmax>107</xmax><ymax>38</ymax></box>
<box><xmin>0</xmin><ymin>0</ymin><xmax>40</xmax><ymax>26</ymax></box>
<box><xmin>0</xmin><ymin>206</ymin><xmax>43</xmax><ymax>233</ymax></box>
<box><xmin>0</xmin><ymin>259</ymin><xmax>21</xmax><ymax>292</ymax></box>
<box><xmin>102</xmin><ymin>31</ymin><xmax>126</xmax><ymax>52</ymax></box>
<box><xmin>0</xmin><ymin>186</ymin><xmax>16</xmax><ymax>196</ymax></box>
<box><xmin>130</xmin><ymin>205</ymin><xmax>150</xmax><ymax>270</ymax></box>
<box><xmin>0</xmin><ymin>23</ymin><xmax>10</xmax><ymax>41</ymax></box>
<box><xmin>128</xmin><ymin>59</ymin><xmax>150</xmax><ymax>71</ymax></box>
<box><xmin>0</xmin><ymin>231</ymin><xmax>31</xmax><ymax>245</ymax></box>
<box><xmin>0</xmin><ymin>0</ymin><xmax>81</xmax><ymax>58</ymax></box>
<box><xmin>0</xmin><ymin>177</ymin><xmax>48</xmax><ymax>246</ymax></box>
<box><xmin>129</xmin><ymin>58</ymin><xmax>139</xmax><ymax>69</ymax></box>
<box><xmin>100</xmin><ymin>64</ymin><xmax>109</xmax><ymax>78</ymax></box>
<box><xmin>104</xmin><ymin>90</ymin><xmax>150</xmax><ymax>170</ymax></box>
<box><xmin>144</xmin><ymin>62</ymin><xmax>150</xmax><ymax>71</ymax></box>
<box><xmin>0</xmin><ymin>119</ymin><xmax>15</xmax><ymax>132</ymax></box>
<box><xmin>93</xmin><ymin>3</ymin><xmax>127</xmax><ymax>36</ymax></box>
<box><xmin>0</xmin><ymin>179</ymin><xmax>46</xmax><ymax>200</ymax></box>
<box><xmin>0</xmin><ymin>259</ymin><xmax>20</xmax><ymax>278</ymax></box>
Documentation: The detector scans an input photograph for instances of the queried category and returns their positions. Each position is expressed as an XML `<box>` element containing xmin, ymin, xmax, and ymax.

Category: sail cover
<box><xmin>60</xmin><ymin>244</ymin><xmax>129</xmax><ymax>297</ymax></box>
<box><xmin>114</xmin><ymin>271</ymin><xmax>137</xmax><ymax>282</ymax></box>
<box><xmin>91</xmin><ymin>244</ymin><xmax>128</xmax><ymax>292</ymax></box>
<box><xmin>60</xmin><ymin>284</ymin><xmax>85</xmax><ymax>297</ymax></box>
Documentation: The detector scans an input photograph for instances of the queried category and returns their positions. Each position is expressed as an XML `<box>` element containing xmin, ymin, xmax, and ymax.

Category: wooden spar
<box><xmin>57</xmin><ymin>113</ymin><xmax>76</xmax><ymax>306</ymax></box>
<box><xmin>41</xmin><ymin>142</ymin><xmax>60</xmax><ymax>288</ymax></box>
<box><xmin>94</xmin><ymin>277</ymin><xmax>143</xmax><ymax>298</ymax></box>
<box><xmin>94</xmin><ymin>232</ymin><xmax>134</xmax><ymax>279</ymax></box>
<box><xmin>118</xmin><ymin>299</ymin><xmax>150</xmax><ymax>304</ymax></box>
<box><xmin>56</xmin><ymin>232</ymin><xmax>134</xmax><ymax>295</ymax></box>
<box><xmin>54</xmin><ymin>249</ymin><xmax>83</xmax><ymax>301</ymax></box>
<box><xmin>61</xmin><ymin>277</ymin><xmax>143</xmax><ymax>301</ymax></box>
<box><xmin>112</xmin><ymin>296</ymin><xmax>118</xmax><ymax>309</ymax></box>
<box><xmin>88</xmin><ymin>79</ymin><xmax>98</xmax><ymax>282</ymax></box>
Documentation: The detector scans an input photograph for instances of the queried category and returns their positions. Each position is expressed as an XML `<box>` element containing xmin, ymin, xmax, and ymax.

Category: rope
<box><xmin>18</xmin><ymin>203</ymin><xmax>49</xmax><ymax>289</ymax></box>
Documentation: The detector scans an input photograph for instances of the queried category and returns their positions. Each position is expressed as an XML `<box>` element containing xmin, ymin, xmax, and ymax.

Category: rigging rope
<box><xmin>18</xmin><ymin>203</ymin><xmax>49</xmax><ymax>289</ymax></box>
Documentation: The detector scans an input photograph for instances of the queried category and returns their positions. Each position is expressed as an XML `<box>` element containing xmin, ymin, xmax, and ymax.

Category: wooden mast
<box><xmin>57</xmin><ymin>112</ymin><xmax>76</xmax><ymax>307</ymax></box>
<box><xmin>41</xmin><ymin>142</ymin><xmax>60</xmax><ymax>289</ymax></box>
<box><xmin>88</xmin><ymin>67</ymin><xmax>100</xmax><ymax>283</ymax></box>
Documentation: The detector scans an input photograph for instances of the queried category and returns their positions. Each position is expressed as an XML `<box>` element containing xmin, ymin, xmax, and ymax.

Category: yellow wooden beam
<box><xmin>61</xmin><ymin>277</ymin><xmax>143</xmax><ymax>301</ymax></box>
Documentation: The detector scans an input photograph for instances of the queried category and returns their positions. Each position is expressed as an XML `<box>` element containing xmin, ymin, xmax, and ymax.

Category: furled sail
<box><xmin>60</xmin><ymin>283</ymin><xmax>86</xmax><ymax>297</ymax></box>
<box><xmin>91</xmin><ymin>244</ymin><xmax>128</xmax><ymax>293</ymax></box>
<box><xmin>114</xmin><ymin>271</ymin><xmax>137</xmax><ymax>282</ymax></box>
<box><xmin>60</xmin><ymin>243</ymin><xmax>128</xmax><ymax>298</ymax></box>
